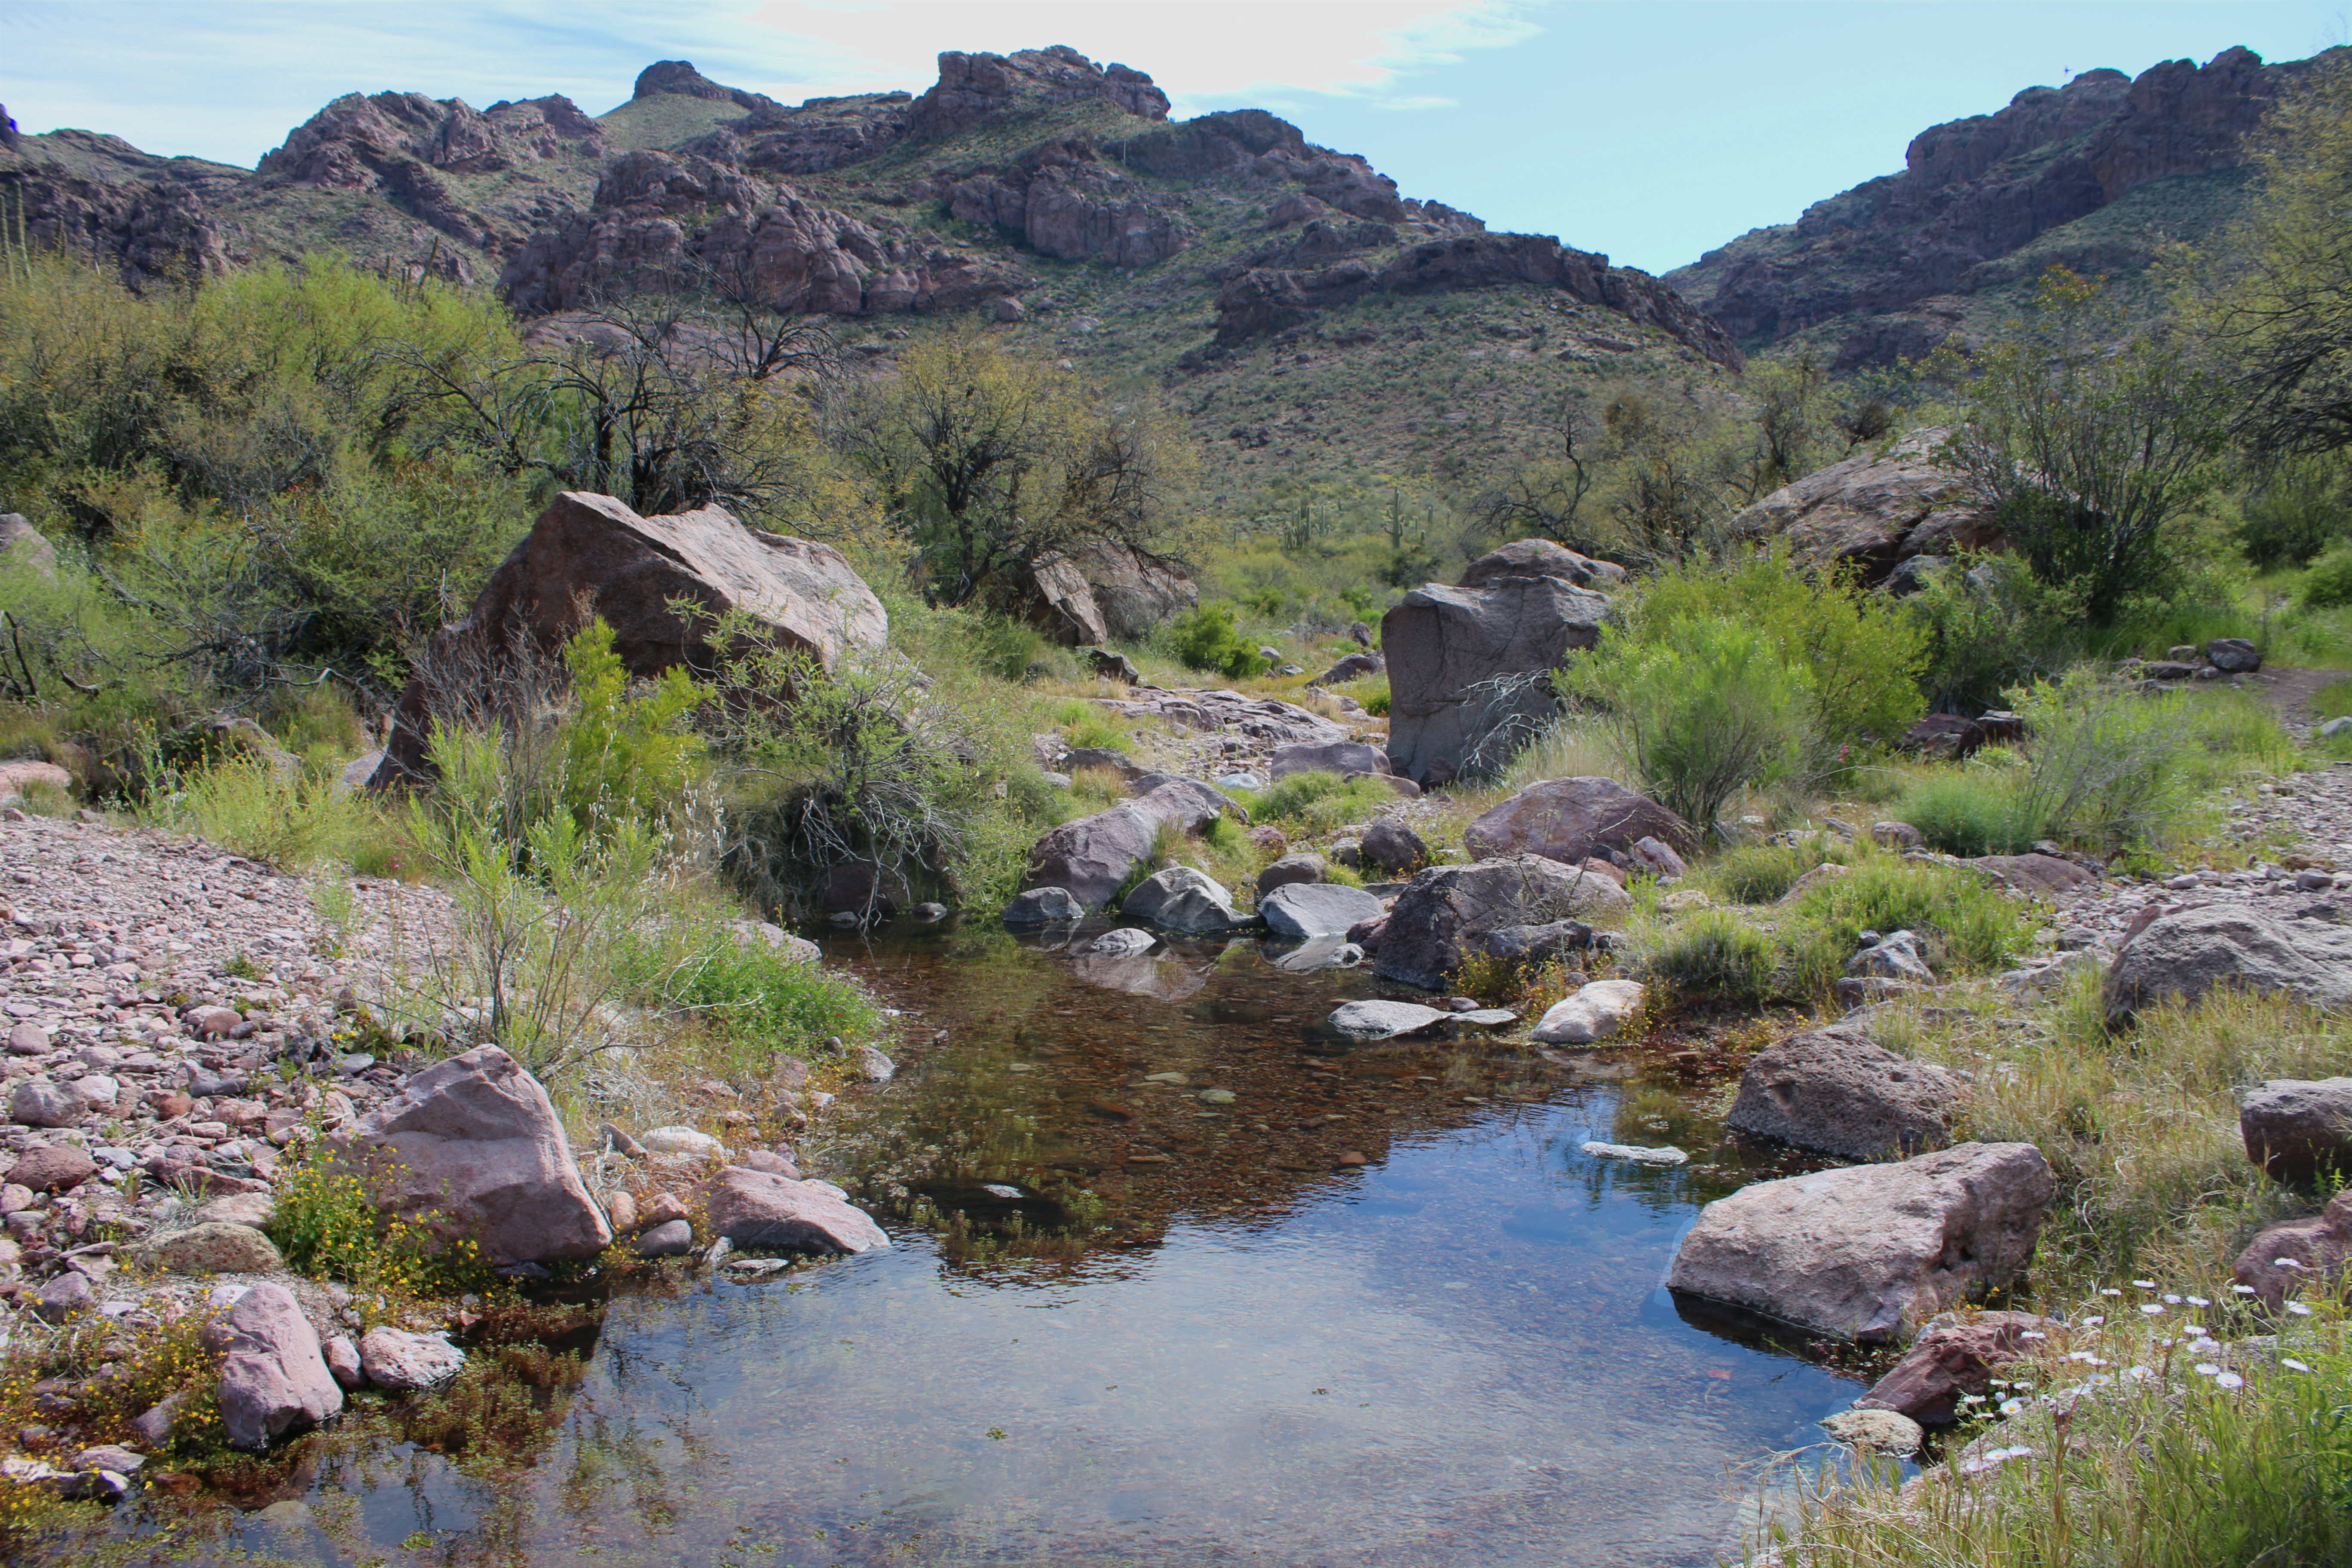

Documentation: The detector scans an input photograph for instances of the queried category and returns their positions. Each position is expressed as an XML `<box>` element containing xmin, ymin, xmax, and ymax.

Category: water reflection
<box><xmin>95</xmin><ymin>919</ymin><xmax>1864</xmax><ymax>1567</ymax></box>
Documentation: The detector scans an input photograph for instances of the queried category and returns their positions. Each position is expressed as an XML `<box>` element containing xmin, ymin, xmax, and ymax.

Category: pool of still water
<box><xmin>107</xmin><ymin>922</ymin><xmax>1868</xmax><ymax>1568</ymax></box>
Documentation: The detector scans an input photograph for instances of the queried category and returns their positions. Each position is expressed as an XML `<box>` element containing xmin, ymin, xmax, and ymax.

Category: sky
<box><xmin>4</xmin><ymin>1</ymin><xmax>2347</xmax><ymax>274</ymax></box>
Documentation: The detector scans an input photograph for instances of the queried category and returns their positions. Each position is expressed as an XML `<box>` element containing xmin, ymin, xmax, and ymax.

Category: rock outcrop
<box><xmin>1666</xmin><ymin>1142</ymin><xmax>2054</xmax><ymax>1342</ymax></box>
<box><xmin>1382</xmin><ymin>576</ymin><xmax>1611</xmax><ymax>786</ymax></box>
<box><xmin>375</xmin><ymin>491</ymin><xmax>887</xmax><ymax>783</ymax></box>
<box><xmin>1725</xmin><ymin>1026</ymin><xmax>1961</xmax><ymax>1159</ymax></box>
<box><xmin>910</xmin><ymin>47</ymin><xmax>1170</xmax><ymax>141</ymax></box>
<box><xmin>1215</xmin><ymin>230</ymin><xmax>1743</xmax><ymax>368</ymax></box>
<box><xmin>1728</xmin><ymin>430</ymin><xmax>2004</xmax><ymax>586</ymax></box>
<box><xmin>330</xmin><ymin>1045</ymin><xmax>613</xmax><ymax>1265</ymax></box>
<box><xmin>1670</xmin><ymin>47</ymin><xmax>2338</xmax><ymax>366</ymax></box>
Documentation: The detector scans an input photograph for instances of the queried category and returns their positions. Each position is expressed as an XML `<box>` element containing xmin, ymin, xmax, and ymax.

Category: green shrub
<box><xmin>1057</xmin><ymin>710</ymin><xmax>1132</xmax><ymax>753</ymax></box>
<box><xmin>1170</xmin><ymin>603</ymin><xmax>1271</xmax><ymax>680</ymax></box>
<box><xmin>2013</xmin><ymin>668</ymin><xmax>2202</xmax><ymax>853</ymax></box>
<box><xmin>266</xmin><ymin>1139</ymin><xmax>492</xmax><ymax>1297</ymax></box>
<box><xmin>141</xmin><ymin>754</ymin><xmax>388</xmax><ymax>870</ymax></box>
<box><xmin>1911</xmin><ymin>553</ymin><xmax>2092</xmax><ymax>715</ymax></box>
<box><xmin>1645</xmin><ymin>909</ymin><xmax>1776</xmax><ymax>1003</ymax></box>
<box><xmin>1701</xmin><ymin>839</ymin><xmax>1850</xmax><ymax>904</ymax></box>
<box><xmin>557</xmin><ymin>619</ymin><xmax>704</xmax><ymax>833</ymax></box>
<box><xmin>1236</xmin><ymin>771</ymin><xmax>1396</xmax><ymax>836</ymax></box>
<box><xmin>1626</xmin><ymin>540</ymin><xmax>1927</xmax><ymax>745</ymax></box>
<box><xmin>1782</xmin><ymin>857</ymin><xmax>2029</xmax><ymax>993</ymax></box>
<box><xmin>1565</xmin><ymin>614</ymin><xmax>1812</xmax><ymax>833</ymax></box>
<box><xmin>2308</xmin><ymin>545</ymin><xmax>2352</xmax><ymax>608</ymax></box>
<box><xmin>1896</xmin><ymin>769</ymin><xmax>2046</xmax><ymax>856</ymax></box>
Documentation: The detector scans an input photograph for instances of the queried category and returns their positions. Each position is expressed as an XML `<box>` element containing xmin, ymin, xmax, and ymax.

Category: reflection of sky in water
<box><xmin>163</xmin><ymin>933</ymin><xmax>1865</xmax><ymax>1567</ymax></box>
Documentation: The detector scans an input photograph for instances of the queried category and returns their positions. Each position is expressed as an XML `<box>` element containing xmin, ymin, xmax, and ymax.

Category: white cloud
<box><xmin>0</xmin><ymin>0</ymin><xmax>1541</xmax><ymax>165</ymax></box>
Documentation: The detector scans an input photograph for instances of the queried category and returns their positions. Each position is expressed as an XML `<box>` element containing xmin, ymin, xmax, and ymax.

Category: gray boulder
<box><xmin>1358</xmin><ymin>819</ymin><xmax>1427</xmax><ymax>875</ymax></box>
<box><xmin>701</xmin><ymin>1165</ymin><xmax>888</xmax><ymax>1253</ymax></box>
<box><xmin>2242</xmin><ymin>1077</ymin><xmax>2352</xmax><ymax>1183</ymax></box>
<box><xmin>1375</xmin><ymin>854</ymin><xmax>1610</xmax><ymax>990</ymax></box>
<box><xmin>328</xmin><ymin>1045</ymin><xmax>612</xmax><ymax>1266</ymax></box>
<box><xmin>1063</xmin><ymin>747</ymin><xmax>1142</xmax><ymax>778</ymax></box>
<box><xmin>1122</xmin><ymin>867</ymin><xmax>1248</xmax><ymax>932</ymax></box>
<box><xmin>1463</xmin><ymin>777</ymin><xmax>1695</xmax><ymax>864</ymax></box>
<box><xmin>1309</xmin><ymin>652</ymin><xmax>1383</xmax><ymax>686</ymax></box>
<box><xmin>1259</xmin><ymin>881</ymin><xmax>1385</xmax><ymax>939</ymax></box>
<box><xmin>1472</xmin><ymin>919</ymin><xmax>1593</xmax><ymax>967</ymax></box>
<box><xmin>1256</xmin><ymin>852</ymin><xmax>1327</xmax><ymax>896</ymax></box>
<box><xmin>1666</xmin><ymin>1142</ymin><xmax>2054</xmax><ymax>1343</ymax></box>
<box><xmin>1848</xmin><ymin>930</ymin><xmax>1935</xmax><ymax>985</ymax></box>
<box><xmin>1382</xmin><ymin>575</ymin><xmax>1610</xmax><ymax>786</ymax></box>
<box><xmin>1003</xmin><ymin>886</ymin><xmax>1083</xmax><ymax>925</ymax></box>
<box><xmin>2206</xmin><ymin>637</ymin><xmax>2262</xmax><ymax>673</ymax></box>
<box><xmin>1268</xmin><ymin>741</ymin><xmax>1389</xmax><ymax>780</ymax></box>
<box><xmin>1725</xmin><ymin>1026</ymin><xmax>1961</xmax><ymax>1159</ymax></box>
<box><xmin>1457</xmin><ymin>538</ymin><xmax>1624</xmax><ymax>589</ymax></box>
<box><xmin>1086</xmin><ymin>927</ymin><xmax>1158</xmax><ymax>956</ymax></box>
<box><xmin>1328</xmin><ymin>1000</ymin><xmax>1451</xmax><ymax>1039</ymax></box>
<box><xmin>2105</xmin><ymin>903</ymin><xmax>2352</xmax><ymax>1025</ymax></box>
<box><xmin>205</xmin><ymin>1282</ymin><xmax>343</xmax><ymax>1449</ymax></box>
<box><xmin>1022</xmin><ymin>804</ymin><xmax>1162</xmax><ymax>907</ymax></box>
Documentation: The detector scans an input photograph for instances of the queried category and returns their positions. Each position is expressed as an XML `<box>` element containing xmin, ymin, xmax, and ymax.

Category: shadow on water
<box><xmin>87</xmin><ymin>917</ymin><xmax>1879</xmax><ymax>1567</ymax></box>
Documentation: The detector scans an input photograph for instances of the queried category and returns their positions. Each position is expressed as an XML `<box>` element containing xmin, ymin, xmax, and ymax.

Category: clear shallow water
<box><xmin>96</xmin><ymin>923</ymin><xmax>1863</xmax><ymax>1567</ymax></box>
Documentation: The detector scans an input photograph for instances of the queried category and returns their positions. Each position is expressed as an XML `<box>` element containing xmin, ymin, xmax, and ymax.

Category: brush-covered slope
<box><xmin>0</xmin><ymin>49</ymin><xmax>1742</xmax><ymax>515</ymax></box>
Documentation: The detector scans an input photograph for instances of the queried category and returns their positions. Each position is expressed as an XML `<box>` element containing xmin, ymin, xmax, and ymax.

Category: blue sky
<box><xmin>4</xmin><ymin>1</ymin><xmax>2345</xmax><ymax>273</ymax></box>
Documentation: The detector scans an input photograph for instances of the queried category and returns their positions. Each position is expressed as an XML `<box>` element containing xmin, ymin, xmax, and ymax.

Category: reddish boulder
<box><xmin>1855</xmin><ymin>1311</ymin><xmax>2067</xmax><ymax>1424</ymax></box>
<box><xmin>1463</xmin><ymin>777</ymin><xmax>1695</xmax><ymax>865</ymax></box>
<box><xmin>2233</xmin><ymin>1188</ymin><xmax>2352</xmax><ymax>1309</ymax></box>
<box><xmin>376</xmin><ymin>492</ymin><xmax>885</xmax><ymax>783</ymax></box>
<box><xmin>702</xmin><ymin>1165</ymin><xmax>888</xmax><ymax>1253</ymax></box>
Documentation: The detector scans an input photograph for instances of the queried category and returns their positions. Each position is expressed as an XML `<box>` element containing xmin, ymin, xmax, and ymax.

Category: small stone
<box><xmin>1087</xmin><ymin>928</ymin><xmax>1157</xmax><ymax>956</ymax></box>
<box><xmin>6</xmin><ymin>1023</ymin><xmax>49</xmax><ymax>1056</ymax></box>
<box><xmin>128</xmin><ymin>1393</ymin><xmax>187</xmax><ymax>1446</ymax></box>
<box><xmin>197</xmin><ymin>1192</ymin><xmax>277</xmax><ymax>1228</ymax></box>
<box><xmin>643</xmin><ymin>1192</ymin><xmax>692</xmax><ymax>1227</ymax></box>
<box><xmin>1197</xmin><ymin>1088</ymin><xmax>1237</xmax><ymax>1105</ymax></box>
<box><xmin>638</xmin><ymin>1126</ymin><xmax>727</xmax><ymax>1159</ymax></box>
<box><xmin>1580</xmin><ymin>1141</ymin><xmax>1688</xmax><ymax>1164</ymax></box>
<box><xmin>35</xmin><ymin>1271</ymin><xmax>94</xmax><ymax>1323</ymax></box>
<box><xmin>1326</xmin><ymin>1000</ymin><xmax>1450</xmax><ymax>1039</ymax></box>
<box><xmin>143</xmin><ymin>1222</ymin><xmax>284</xmax><ymax>1275</ymax></box>
<box><xmin>1821</xmin><ymin>1408</ymin><xmax>1924</xmax><ymax>1455</ymax></box>
<box><xmin>10</xmin><ymin>1081</ymin><xmax>79</xmax><ymax>1128</ymax></box>
<box><xmin>72</xmin><ymin>1445</ymin><xmax>145</xmax><ymax>1476</ymax></box>
<box><xmin>322</xmin><ymin>1336</ymin><xmax>364</xmax><ymax>1390</ymax></box>
<box><xmin>1003</xmin><ymin>887</ymin><xmax>1083</xmax><ymax>926</ymax></box>
<box><xmin>6</xmin><ymin>1144</ymin><xmax>97</xmax><ymax>1193</ymax></box>
<box><xmin>855</xmin><ymin>1046</ymin><xmax>895</xmax><ymax>1083</ymax></box>
<box><xmin>603</xmin><ymin>1190</ymin><xmax>639</xmax><ymax>1234</ymax></box>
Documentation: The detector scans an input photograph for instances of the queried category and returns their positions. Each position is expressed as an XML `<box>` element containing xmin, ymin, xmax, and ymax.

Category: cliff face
<box><xmin>1669</xmin><ymin>46</ymin><xmax>2342</xmax><ymax>368</ymax></box>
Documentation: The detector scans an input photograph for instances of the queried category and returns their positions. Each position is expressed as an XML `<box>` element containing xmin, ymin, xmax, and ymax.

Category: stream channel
<box><xmin>108</xmin><ymin>921</ymin><xmax>1874</xmax><ymax>1567</ymax></box>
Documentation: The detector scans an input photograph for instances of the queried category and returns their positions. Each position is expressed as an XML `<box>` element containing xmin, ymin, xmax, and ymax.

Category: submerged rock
<box><xmin>1326</xmin><ymin>1000</ymin><xmax>1450</xmax><ymax>1039</ymax></box>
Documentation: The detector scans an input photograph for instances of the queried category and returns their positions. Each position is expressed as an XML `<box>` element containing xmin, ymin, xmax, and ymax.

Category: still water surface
<box><xmin>113</xmin><ymin>923</ymin><xmax>1861</xmax><ymax>1566</ymax></box>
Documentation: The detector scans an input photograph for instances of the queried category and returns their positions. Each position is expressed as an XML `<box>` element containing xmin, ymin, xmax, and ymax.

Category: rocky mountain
<box><xmin>1668</xmin><ymin>45</ymin><xmax>2345</xmax><ymax>370</ymax></box>
<box><xmin>0</xmin><ymin>47</ymin><xmax>1740</xmax><ymax>518</ymax></box>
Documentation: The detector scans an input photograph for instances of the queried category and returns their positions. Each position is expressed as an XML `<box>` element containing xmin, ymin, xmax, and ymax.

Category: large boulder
<box><xmin>2242</xmin><ymin>1077</ymin><xmax>2352</xmax><ymax>1184</ymax></box>
<box><xmin>1463</xmin><ymin>777</ymin><xmax>1695</xmax><ymax>864</ymax></box>
<box><xmin>1457</xmin><ymin>539</ymin><xmax>1625</xmax><ymax>590</ymax></box>
<box><xmin>1259</xmin><ymin>881</ymin><xmax>1384</xmax><ymax>938</ymax></box>
<box><xmin>1665</xmin><ymin>1142</ymin><xmax>2054</xmax><ymax>1343</ymax></box>
<box><xmin>702</xmin><ymin>1165</ymin><xmax>889</xmax><ymax>1253</ymax></box>
<box><xmin>1267</xmin><ymin>741</ymin><xmax>1390</xmax><ymax>780</ymax></box>
<box><xmin>2104</xmin><ymin>903</ymin><xmax>2352</xmax><ymax>1025</ymax></box>
<box><xmin>1381</xmin><ymin>575</ymin><xmax>1610</xmax><ymax>786</ymax></box>
<box><xmin>375</xmin><ymin>492</ymin><xmax>888</xmax><ymax>783</ymax></box>
<box><xmin>1375</xmin><ymin>854</ymin><xmax>1615</xmax><ymax>990</ymax></box>
<box><xmin>2232</xmin><ymin>1188</ymin><xmax>2352</xmax><ymax>1309</ymax></box>
<box><xmin>1727</xmin><ymin>430</ymin><xmax>2003</xmax><ymax>586</ymax></box>
<box><xmin>1854</xmin><ymin>1311</ymin><xmax>2067</xmax><ymax>1424</ymax></box>
<box><xmin>1255</xmin><ymin>852</ymin><xmax>1326</xmax><ymax>895</ymax></box>
<box><xmin>1121</xmin><ymin>867</ymin><xmax>1248</xmax><ymax>932</ymax></box>
<box><xmin>1725</xmin><ymin>1026</ymin><xmax>1961</xmax><ymax>1159</ymax></box>
<box><xmin>204</xmin><ymin>1282</ymin><xmax>343</xmax><ymax>1449</ymax></box>
<box><xmin>1022</xmin><ymin>804</ymin><xmax>1161</xmax><ymax>908</ymax></box>
<box><xmin>329</xmin><ymin>1045</ymin><xmax>612</xmax><ymax>1265</ymax></box>
<box><xmin>1002</xmin><ymin>553</ymin><xmax>1109</xmax><ymax>646</ymax></box>
<box><xmin>1072</xmin><ymin>541</ymin><xmax>1198</xmax><ymax>641</ymax></box>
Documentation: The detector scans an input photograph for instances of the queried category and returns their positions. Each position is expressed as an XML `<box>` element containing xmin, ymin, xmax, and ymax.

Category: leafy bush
<box><xmin>1645</xmin><ymin>909</ymin><xmax>1776</xmax><ymax>1002</ymax></box>
<box><xmin>1627</xmin><ymin>541</ymin><xmax>1927</xmax><ymax>745</ymax></box>
<box><xmin>1565</xmin><ymin>614</ymin><xmax>1813</xmax><ymax>833</ymax></box>
<box><xmin>1896</xmin><ymin>769</ymin><xmax>2046</xmax><ymax>856</ymax></box>
<box><xmin>1170</xmin><ymin>603</ymin><xmax>1271</xmax><ymax>680</ymax></box>
<box><xmin>2305</xmin><ymin>545</ymin><xmax>2352</xmax><ymax>608</ymax></box>
<box><xmin>1910</xmin><ymin>553</ymin><xmax>2092</xmax><ymax>715</ymax></box>
<box><xmin>557</xmin><ymin>619</ymin><xmax>704</xmax><ymax>833</ymax></box>
<box><xmin>2013</xmin><ymin>668</ymin><xmax>2202</xmax><ymax>853</ymax></box>
<box><xmin>267</xmin><ymin>1140</ymin><xmax>491</xmax><ymax>1297</ymax></box>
